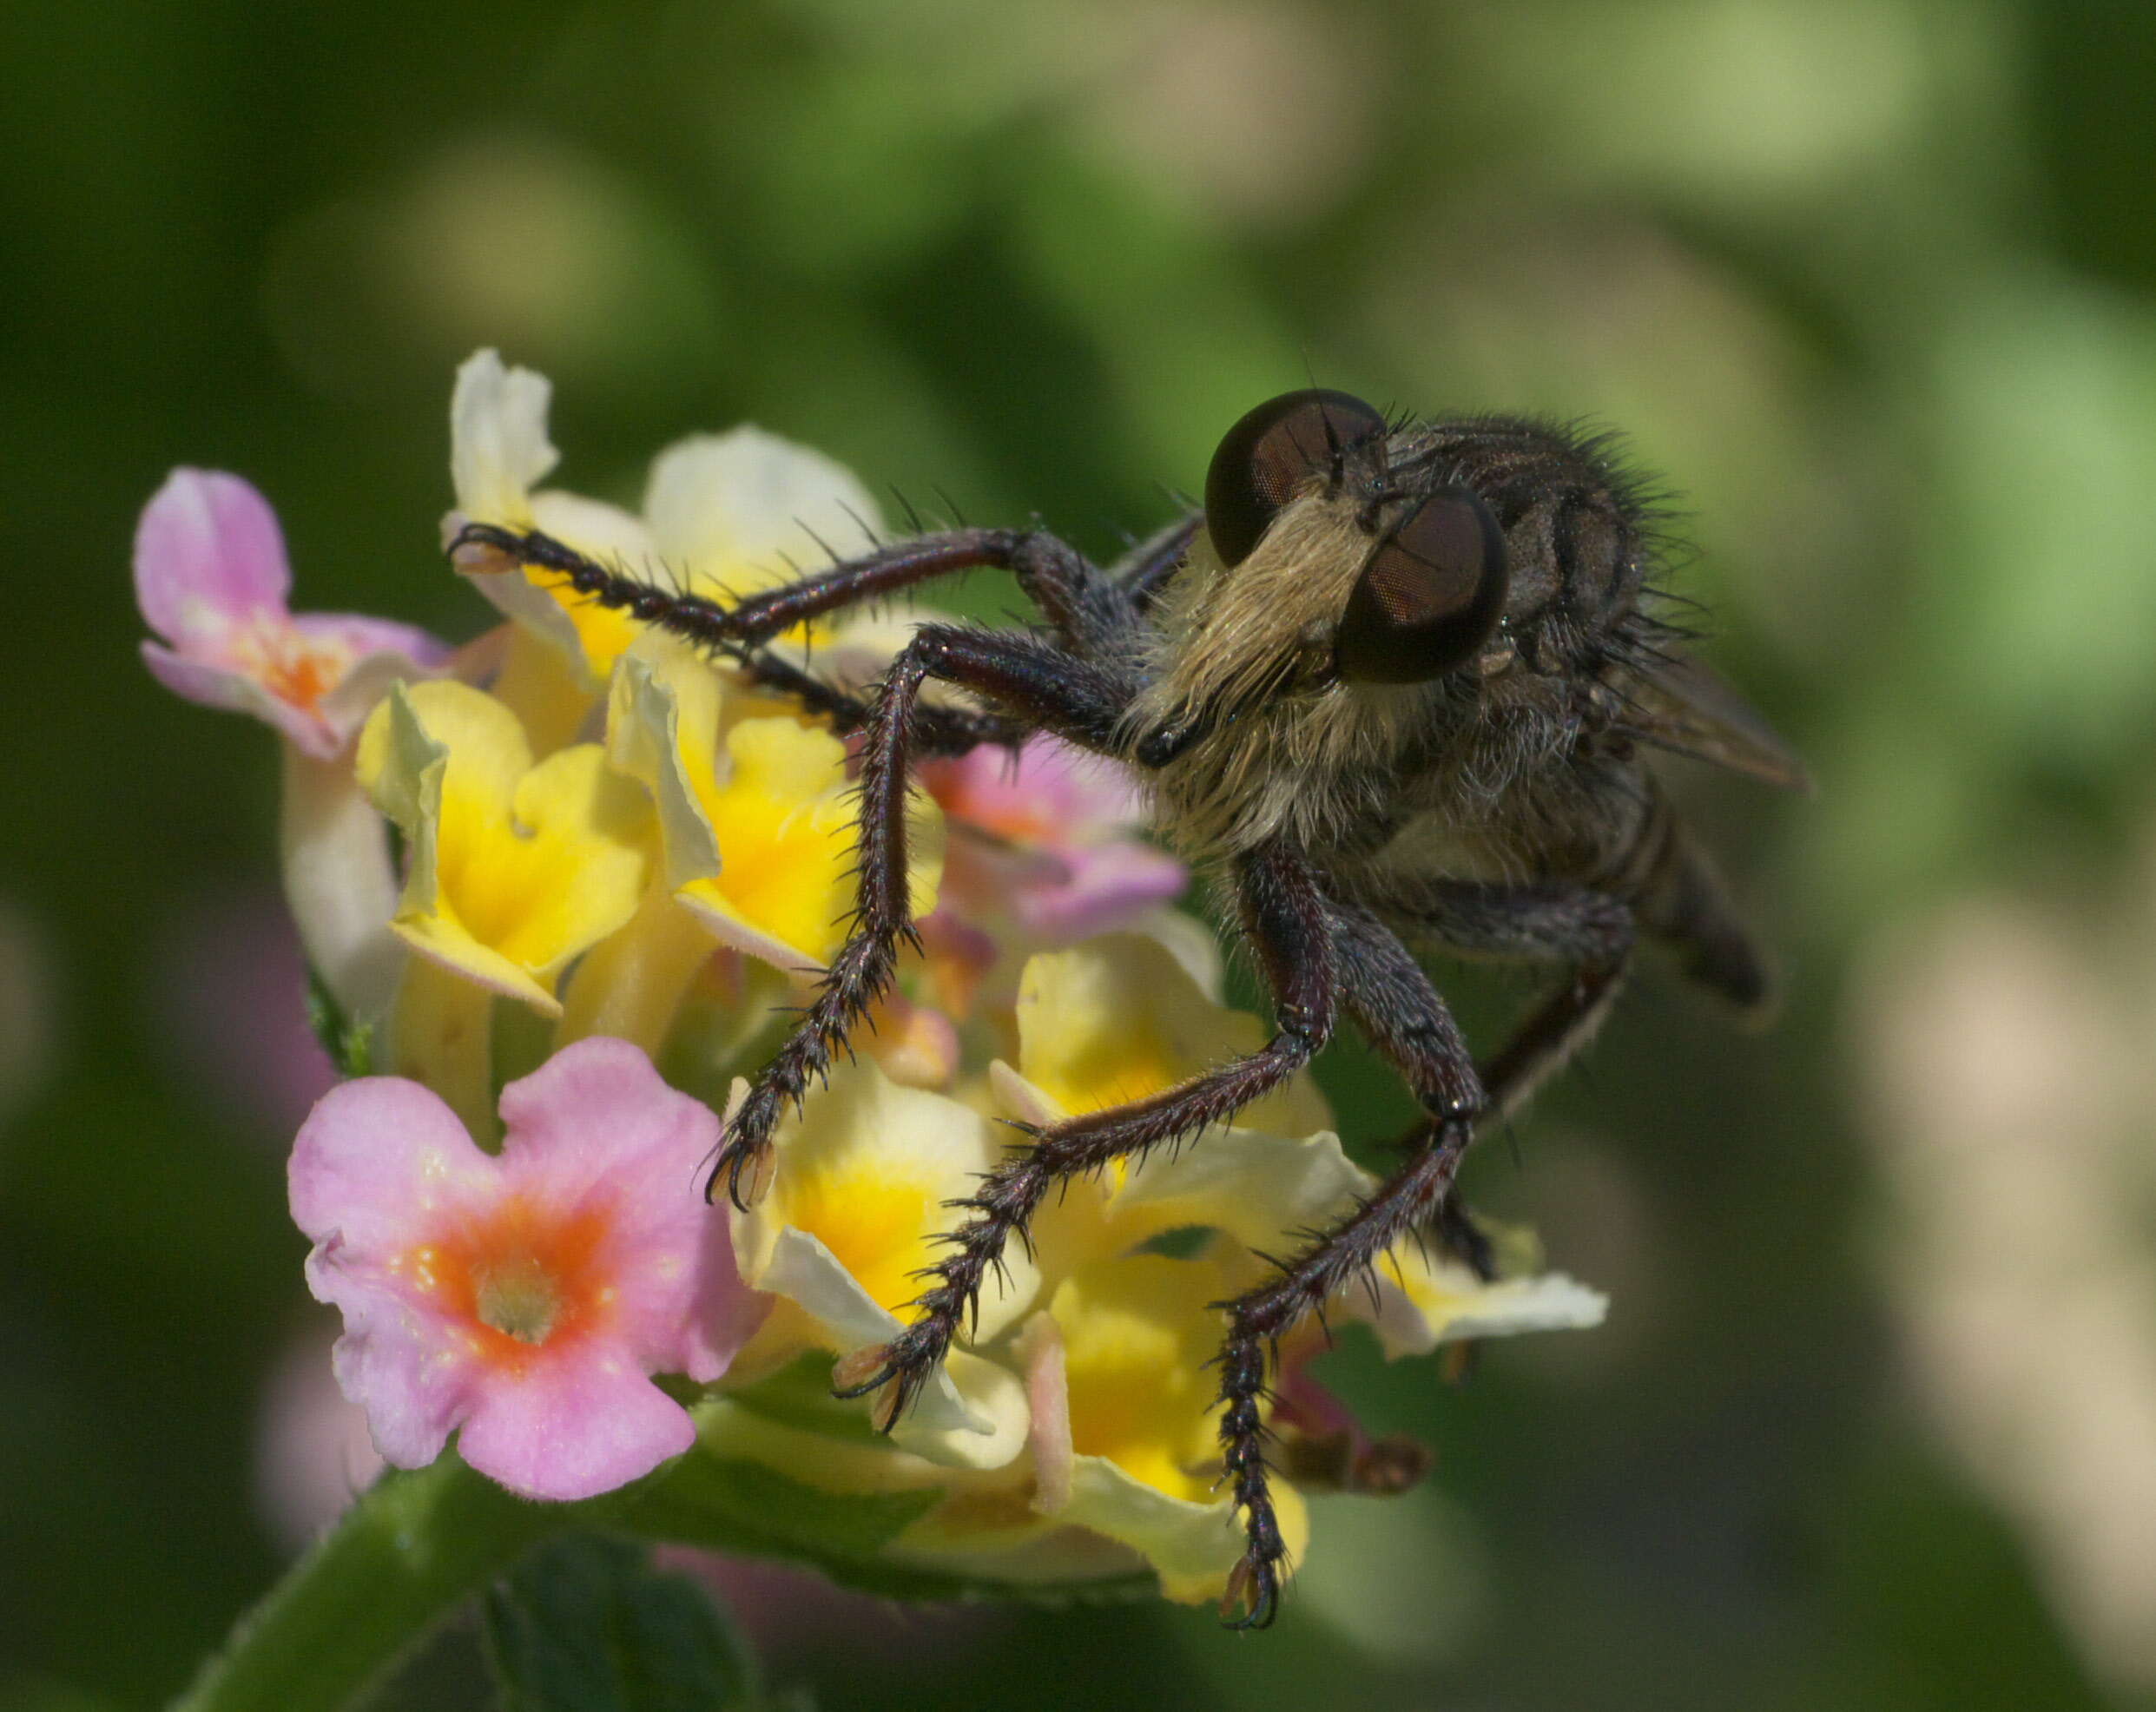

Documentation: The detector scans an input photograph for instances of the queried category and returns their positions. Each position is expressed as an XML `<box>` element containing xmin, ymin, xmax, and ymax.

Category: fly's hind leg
<box><xmin>835</xmin><ymin>845</ymin><xmax>1338</xmax><ymax>1426</ymax></box>
<box><xmin>1351</xmin><ymin>877</ymin><xmax>1638</xmax><ymax>1120</ymax></box>
<box><xmin>1210</xmin><ymin>901</ymin><xmax>1482</xmax><ymax>1628</ymax></box>
<box><xmin>1212</xmin><ymin>892</ymin><xmax>1633</xmax><ymax>1627</ymax></box>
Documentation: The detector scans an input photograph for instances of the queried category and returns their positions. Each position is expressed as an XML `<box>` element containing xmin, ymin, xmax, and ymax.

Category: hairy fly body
<box><xmin>452</xmin><ymin>388</ymin><xmax>1803</xmax><ymax>1627</ymax></box>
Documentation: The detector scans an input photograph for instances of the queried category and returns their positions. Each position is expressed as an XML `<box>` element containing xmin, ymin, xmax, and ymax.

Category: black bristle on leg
<box><xmin>834</xmin><ymin>845</ymin><xmax>1340</xmax><ymax>1426</ymax></box>
<box><xmin>1211</xmin><ymin>1118</ymin><xmax>1473</xmax><ymax>1629</ymax></box>
<box><xmin>701</xmin><ymin>622</ymin><xmax>1145</xmax><ymax>1208</ymax></box>
<box><xmin>447</xmin><ymin>520</ymin><xmax>1034</xmax><ymax>756</ymax></box>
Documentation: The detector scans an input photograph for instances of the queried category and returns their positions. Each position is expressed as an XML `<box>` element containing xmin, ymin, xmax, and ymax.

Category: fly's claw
<box><xmin>1219</xmin><ymin>1550</ymin><xmax>1282</xmax><ymax>1631</ymax></box>
<box><xmin>829</xmin><ymin>1335</ymin><xmax>938</xmax><ymax>1432</ymax></box>
<box><xmin>446</xmin><ymin>520</ymin><xmax>582</xmax><ymax>581</ymax></box>
<box><xmin>706</xmin><ymin>1136</ymin><xmax>776</xmax><ymax>1212</ymax></box>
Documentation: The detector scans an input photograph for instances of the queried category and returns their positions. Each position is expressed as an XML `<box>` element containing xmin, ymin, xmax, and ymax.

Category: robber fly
<box><xmin>452</xmin><ymin>388</ymin><xmax>1804</xmax><ymax>1626</ymax></box>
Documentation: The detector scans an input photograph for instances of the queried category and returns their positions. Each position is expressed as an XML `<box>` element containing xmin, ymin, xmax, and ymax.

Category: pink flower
<box><xmin>921</xmin><ymin>735</ymin><xmax>1184</xmax><ymax>943</ymax></box>
<box><xmin>290</xmin><ymin>1037</ymin><xmax>767</xmax><ymax>1501</ymax></box>
<box><xmin>135</xmin><ymin>469</ymin><xmax>450</xmax><ymax>757</ymax></box>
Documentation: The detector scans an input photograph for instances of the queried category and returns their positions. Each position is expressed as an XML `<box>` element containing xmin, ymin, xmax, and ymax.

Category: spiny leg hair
<box><xmin>833</xmin><ymin>845</ymin><xmax>1338</xmax><ymax>1430</ymax></box>
<box><xmin>1212</xmin><ymin>897</ymin><xmax>1633</xmax><ymax>1629</ymax></box>
<box><xmin>445</xmin><ymin>517</ymin><xmax>1641</xmax><ymax>1631</ymax></box>
<box><xmin>709</xmin><ymin>622</ymin><xmax>1137</xmax><ymax>1208</ymax></box>
<box><xmin>448</xmin><ymin>520</ymin><xmax>1052</xmax><ymax>756</ymax></box>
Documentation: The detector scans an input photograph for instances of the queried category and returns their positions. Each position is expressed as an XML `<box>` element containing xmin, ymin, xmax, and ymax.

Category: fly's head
<box><xmin>1131</xmin><ymin>389</ymin><xmax>1661</xmax><ymax>773</ymax></box>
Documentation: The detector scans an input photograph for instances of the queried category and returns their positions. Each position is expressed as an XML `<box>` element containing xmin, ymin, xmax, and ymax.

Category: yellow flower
<box><xmin>356</xmin><ymin>681</ymin><xmax>650</xmax><ymax>1015</ymax></box>
<box><xmin>609</xmin><ymin>633</ymin><xmax>943</xmax><ymax>975</ymax></box>
<box><xmin>1019</xmin><ymin>1252</ymin><xmax>1309</xmax><ymax>1604</ymax></box>
<box><xmin>728</xmin><ymin>1060</ymin><xmax>1036</xmax><ymax>1471</ymax></box>
<box><xmin>1355</xmin><ymin>1232</ymin><xmax>1608</xmax><ymax>1359</ymax></box>
<box><xmin>992</xmin><ymin>933</ymin><xmax>1343</xmax><ymax>1272</ymax></box>
<box><xmin>1005</xmin><ymin>931</ymin><xmax>1331</xmax><ymax>1135</ymax></box>
<box><xmin>447</xmin><ymin>350</ymin><xmax>653</xmax><ymax>683</ymax></box>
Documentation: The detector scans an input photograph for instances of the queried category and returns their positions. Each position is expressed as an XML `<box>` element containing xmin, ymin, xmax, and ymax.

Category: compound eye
<box><xmin>1205</xmin><ymin>389</ymin><xmax>1387</xmax><ymax>568</ymax></box>
<box><xmin>1334</xmin><ymin>487</ymin><xmax>1507</xmax><ymax>684</ymax></box>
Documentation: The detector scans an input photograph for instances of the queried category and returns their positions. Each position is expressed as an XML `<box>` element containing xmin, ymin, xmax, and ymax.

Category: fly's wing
<box><xmin>1619</xmin><ymin>652</ymin><xmax>1812</xmax><ymax>793</ymax></box>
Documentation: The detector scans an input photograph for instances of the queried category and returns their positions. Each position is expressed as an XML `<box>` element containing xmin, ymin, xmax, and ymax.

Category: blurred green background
<box><xmin>7</xmin><ymin>0</ymin><xmax>2156</xmax><ymax>1707</ymax></box>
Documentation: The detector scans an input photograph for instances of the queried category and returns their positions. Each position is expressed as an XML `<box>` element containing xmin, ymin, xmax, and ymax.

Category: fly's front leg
<box><xmin>450</xmin><ymin>522</ymin><xmax>1087</xmax><ymax>754</ymax></box>
<box><xmin>831</xmin><ymin>846</ymin><xmax>1337</xmax><ymax>1431</ymax></box>
<box><xmin>452</xmin><ymin>520</ymin><xmax>1136</xmax><ymax>658</ymax></box>
<box><xmin>1110</xmin><ymin>511</ymin><xmax>1203</xmax><ymax>612</ymax></box>
<box><xmin>714</xmin><ymin>645</ymin><xmax>1030</xmax><ymax>757</ymax></box>
<box><xmin>709</xmin><ymin>625</ymin><xmax>1135</xmax><ymax>1208</ymax></box>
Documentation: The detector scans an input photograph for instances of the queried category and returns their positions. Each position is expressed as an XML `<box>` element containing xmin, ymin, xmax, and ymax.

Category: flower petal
<box><xmin>293</xmin><ymin>1078</ymin><xmax>502</xmax><ymax>1469</ymax></box>
<box><xmin>1057</xmin><ymin>1458</ymin><xmax>1252</xmax><ymax>1604</ymax></box>
<box><xmin>140</xmin><ymin>642</ymin><xmax>346</xmax><ymax>757</ymax></box>
<box><xmin>1353</xmin><ymin>1248</ymin><xmax>1610</xmax><ymax>1360</ymax></box>
<box><xmin>644</xmin><ymin>427</ymin><xmax>883</xmax><ymax>581</ymax></box>
<box><xmin>359</xmin><ymin>682</ymin><xmax>651</xmax><ymax>1013</ymax></box>
<box><xmin>1023</xmin><ymin>1253</ymin><xmax>1312</xmax><ymax>1604</ymax></box>
<box><xmin>1013</xmin><ymin>935</ymin><xmax>1330</xmax><ymax>1136</ymax></box>
<box><xmin>450</xmin><ymin>349</ymin><xmax>557</xmax><ymax>523</ymax></box>
<box><xmin>676</xmin><ymin>717</ymin><xmax>942</xmax><ymax>975</ymax></box>
<box><xmin>734</xmin><ymin>1062</ymin><xmax>1037</xmax><ymax>1341</ymax></box>
<box><xmin>322</xmin><ymin>1263</ymin><xmax>478</xmax><ymax>1471</ymax></box>
<box><xmin>456</xmin><ymin>1340</ymin><xmax>698</xmax><ymax>1501</ymax></box>
<box><xmin>290</xmin><ymin>1075</ymin><xmax>498</xmax><ymax>1254</ymax></box>
<box><xmin>134</xmin><ymin>468</ymin><xmax>291</xmax><ymax>645</ymax></box>
<box><xmin>749</xmin><ymin>1224</ymin><xmax>1028</xmax><ymax>1468</ymax></box>
<box><xmin>607</xmin><ymin>635</ymin><xmax>724</xmax><ymax>894</ymax></box>
<box><xmin>497</xmin><ymin>1037</ymin><xmax>765</xmax><ymax>1379</ymax></box>
<box><xmin>1106</xmin><ymin>1126</ymin><xmax>1372</xmax><ymax>1258</ymax></box>
<box><xmin>924</xmin><ymin>736</ymin><xmax>1186</xmax><ymax>945</ymax></box>
<box><xmin>1012</xmin><ymin>840</ymin><xmax>1187</xmax><ymax>942</ymax></box>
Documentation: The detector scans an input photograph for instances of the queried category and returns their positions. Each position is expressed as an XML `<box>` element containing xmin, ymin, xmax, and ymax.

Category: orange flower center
<box><xmin>401</xmin><ymin>1193</ymin><xmax>616</xmax><ymax>1370</ymax></box>
<box><xmin>233</xmin><ymin>616</ymin><xmax>350</xmax><ymax>712</ymax></box>
<box><xmin>260</xmin><ymin>644</ymin><xmax>339</xmax><ymax>712</ymax></box>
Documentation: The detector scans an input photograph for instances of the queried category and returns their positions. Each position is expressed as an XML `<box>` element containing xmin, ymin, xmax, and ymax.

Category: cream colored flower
<box><xmin>727</xmin><ymin>1062</ymin><xmax>1036</xmax><ymax>1471</ymax></box>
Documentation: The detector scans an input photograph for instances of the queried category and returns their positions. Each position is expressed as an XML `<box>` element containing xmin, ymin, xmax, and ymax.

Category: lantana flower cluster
<box><xmin>135</xmin><ymin>352</ymin><xmax>1605</xmax><ymax>1608</ymax></box>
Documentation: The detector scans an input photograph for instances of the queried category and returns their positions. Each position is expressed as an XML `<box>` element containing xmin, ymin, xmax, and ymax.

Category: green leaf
<box><xmin>481</xmin><ymin>1532</ymin><xmax>763</xmax><ymax>1712</ymax></box>
<box><xmin>623</xmin><ymin>1442</ymin><xmax>1160</xmax><ymax>1609</ymax></box>
<box><xmin>628</xmin><ymin>1452</ymin><xmax>943</xmax><ymax>1570</ymax></box>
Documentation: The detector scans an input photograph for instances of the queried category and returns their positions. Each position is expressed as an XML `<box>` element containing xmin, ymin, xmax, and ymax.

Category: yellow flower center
<box><xmin>780</xmin><ymin>1167</ymin><xmax>936</xmax><ymax>1317</ymax></box>
<box><xmin>1053</xmin><ymin>1256</ymin><xmax>1221</xmax><ymax>1504</ymax></box>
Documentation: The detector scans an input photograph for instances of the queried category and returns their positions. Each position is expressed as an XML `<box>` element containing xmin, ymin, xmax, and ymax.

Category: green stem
<box><xmin>170</xmin><ymin>1456</ymin><xmax>581</xmax><ymax>1712</ymax></box>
